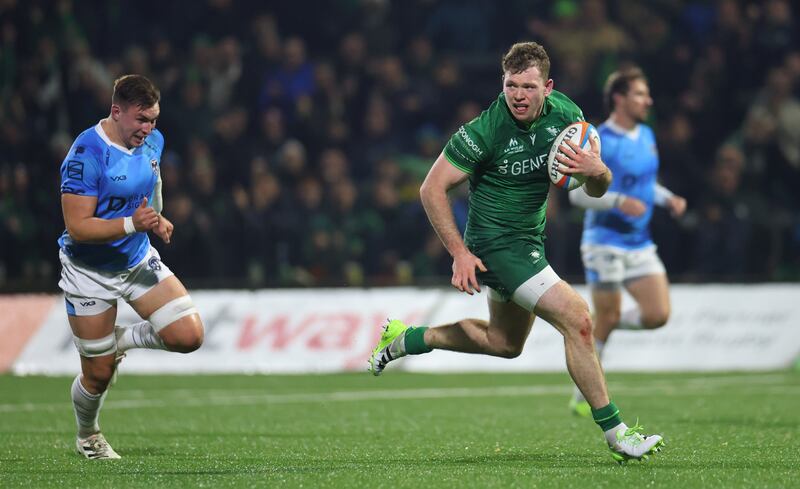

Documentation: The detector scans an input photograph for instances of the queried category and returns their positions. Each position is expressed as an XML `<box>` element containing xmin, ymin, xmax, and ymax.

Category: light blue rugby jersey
<box><xmin>58</xmin><ymin>122</ymin><xmax>163</xmax><ymax>271</ymax></box>
<box><xmin>581</xmin><ymin>120</ymin><xmax>659</xmax><ymax>250</ymax></box>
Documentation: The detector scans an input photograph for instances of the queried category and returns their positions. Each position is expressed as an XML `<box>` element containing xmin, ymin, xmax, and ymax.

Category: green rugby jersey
<box><xmin>443</xmin><ymin>90</ymin><xmax>584</xmax><ymax>243</ymax></box>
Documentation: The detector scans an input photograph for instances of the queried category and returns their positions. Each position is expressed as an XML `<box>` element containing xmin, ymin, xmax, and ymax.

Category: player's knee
<box><xmin>162</xmin><ymin>319</ymin><xmax>204</xmax><ymax>353</ymax></box>
<box><xmin>486</xmin><ymin>334</ymin><xmax>525</xmax><ymax>358</ymax></box>
<box><xmin>596</xmin><ymin>309</ymin><xmax>620</xmax><ymax>329</ymax></box>
<box><xmin>642</xmin><ymin>308</ymin><xmax>670</xmax><ymax>329</ymax></box>
<box><xmin>492</xmin><ymin>340</ymin><xmax>524</xmax><ymax>359</ymax></box>
<box><xmin>73</xmin><ymin>334</ymin><xmax>116</xmax><ymax>391</ymax></box>
<box><xmin>564</xmin><ymin>308</ymin><xmax>594</xmax><ymax>344</ymax></box>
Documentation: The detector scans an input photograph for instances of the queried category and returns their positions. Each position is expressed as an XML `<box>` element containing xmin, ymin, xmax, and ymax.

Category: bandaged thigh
<box><xmin>148</xmin><ymin>295</ymin><xmax>198</xmax><ymax>332</ymax></box>
<box><xmin>511</xmin><ymin>265</ymin><xmax>562</xmax><ymax>312</ymax></box>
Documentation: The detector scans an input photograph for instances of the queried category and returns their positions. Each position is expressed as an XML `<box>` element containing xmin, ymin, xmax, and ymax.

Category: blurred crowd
<box><xmin>0</xmin><ymin>0</ymin><xmax>798</xmax><ymax>290</ymax></box>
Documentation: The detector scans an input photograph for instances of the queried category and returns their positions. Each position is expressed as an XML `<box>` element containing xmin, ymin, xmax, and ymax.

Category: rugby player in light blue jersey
<box><xmin>59</xmin><ymin>75</ymin><xmax>204</xmax><ymax>459</ymax></box>
<box><xmin>568</xmin><ymin>67</ymin><xmax>686</xmax><ymax>417</ymax></box>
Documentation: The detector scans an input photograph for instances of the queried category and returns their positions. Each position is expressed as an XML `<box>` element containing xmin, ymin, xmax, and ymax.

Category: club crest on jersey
<box><xmin>503</xmin><ymin>137</ymin><xmax>524</xmax><ymax>155</ymax></box>
<box><xmin>545</xmin><ymin>126</ymin><xmax>559</xmax><ymax>141</ymax></box>
<box><xmin>150</xmin><ymin>159</ymin><xmax>158</xmax><ymax>175</ymax></box>
<box><xmin>148</xmin><ymin>256</ymin><xmax>162</xmax><ymax>271</ymax></box>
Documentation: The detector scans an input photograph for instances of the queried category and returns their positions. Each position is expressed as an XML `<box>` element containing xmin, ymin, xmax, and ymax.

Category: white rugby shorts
<box><xmin>581</xmin><ymin>244</ymin><xmax>665</xmax><ymax>288</ymax></box>
<box><xmin>59</xmin><ymin>245</ymin><xmax>174</xmax><ymax>316</ymax></box>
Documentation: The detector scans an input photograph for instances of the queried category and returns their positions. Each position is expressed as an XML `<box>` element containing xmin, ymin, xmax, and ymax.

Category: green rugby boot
<box><xmin>608</xmin><ymin>423</ymin><xmax>665</xmax><ymax>464</ymax></box>
<box><xmin>368</xmin><ymin>319</ymin><xmax>410</xmax><ymax>376</ymax></box>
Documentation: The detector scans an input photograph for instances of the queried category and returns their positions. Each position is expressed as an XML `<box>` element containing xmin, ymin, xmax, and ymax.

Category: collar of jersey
<box><xmin>94</xmin><ymin>121</ymin><xmax>135</xmax><ymax>155</ymax></box>
<box><xmin>603</xmin><ymin>118</ymin><xmax>641</xmax><ymax>140</ymax></box>
<box><xmin>499</xmin><ymin>92</ymin><xmax>552</xmax><ymax>131</ymax></box>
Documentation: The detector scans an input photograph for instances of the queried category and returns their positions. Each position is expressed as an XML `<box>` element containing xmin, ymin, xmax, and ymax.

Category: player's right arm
<box><xmin>62</xmin><ymin>195</ymin><xmax>159</xmax><ymax>243</ymax></box>
<box><xmin>420</xmin><ymin>153</ymin><xmax>487</xmax><ymax>295</ymax></box>
<box><xmin>60</xmin><ymin>141</ymin><xmax>159</xmax><ymax>243</ymax></box>
<box><xmin>568</xmin><ymin>187</ymin><xmax>646</xmax><ymax>217</ymax></box>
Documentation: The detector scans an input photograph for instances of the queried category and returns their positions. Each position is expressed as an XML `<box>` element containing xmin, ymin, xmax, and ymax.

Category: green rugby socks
<box><xmin>404</xmin><ymin>327</ymin><xmax>433</xmax><ymax>354</ymax></box>
<box><xmin>592</xmin><ymin>401</ymin><xmax>623</xmax><ymax>432</ymax></box>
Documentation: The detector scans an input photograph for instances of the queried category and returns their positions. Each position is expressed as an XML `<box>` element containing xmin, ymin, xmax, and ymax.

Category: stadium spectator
<box><xmin>0</xmin><ymin>1</ymin><xmax>798</xmax><ymax>289</ymax></box>
<box><xmin>691</xmin><ymin>144</ymin><xmax>753</xmax><ymax>279</ymax></box>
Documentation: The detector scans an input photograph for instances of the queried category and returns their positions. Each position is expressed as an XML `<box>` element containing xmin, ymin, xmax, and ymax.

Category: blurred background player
<box><xmin>568</xmin><ymin>67</ymin><xmax>687</xmax><ymax>416</ymax></box>
<box><xmin>369</xmin><ymin>42</ymin><xmax>664</xmax><ymax>463</ymax></box>
<box><xmin>59</xmin><ymin>75</ymin><xmax>204</xmax><ymax>459</ymax></box>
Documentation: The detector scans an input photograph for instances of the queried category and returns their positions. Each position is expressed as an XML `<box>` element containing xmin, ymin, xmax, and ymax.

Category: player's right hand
<box><xmin>451</xmin><ymin>250</ymin><xmax>487</xmax><ymax>295</ymax></box>
<box><xmin>133</xmin><ymin>197</ymin><xmax>159</xmax><ymax>232</ymax></box>
<box><xmin>618</xmin><ymin>196</ymin><xmax>646</xmax><ymax>217</ymax></box>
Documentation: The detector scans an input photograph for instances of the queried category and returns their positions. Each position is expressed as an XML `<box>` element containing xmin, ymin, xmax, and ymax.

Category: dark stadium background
<box><xmin>1</xmin><ymin>0</ymin><xmax>798</xmax><ymax>291</ymax></box>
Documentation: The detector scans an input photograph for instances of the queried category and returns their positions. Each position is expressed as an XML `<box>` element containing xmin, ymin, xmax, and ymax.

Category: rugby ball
<box><xmin>546</xmin><ymin>121</ymin><xmax>601</xmax><ymax>190</ymax></box>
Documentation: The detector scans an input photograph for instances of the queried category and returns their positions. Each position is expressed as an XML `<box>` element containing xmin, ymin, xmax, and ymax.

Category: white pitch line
<box><xmin>88</xmin><ymin>372</ymin><xmax>797</xmax><ymax>399</ymax></box>
<box><xmin>0</xmin><ymin>373</ymin><xmax>794</xmax><ymax>414</ymax></box>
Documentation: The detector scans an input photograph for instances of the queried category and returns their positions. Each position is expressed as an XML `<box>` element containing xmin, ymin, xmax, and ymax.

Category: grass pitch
<box><xmin>0</xmin><ymin>371</ymin><xmax>798</xmax><ymax>488</ymax></box>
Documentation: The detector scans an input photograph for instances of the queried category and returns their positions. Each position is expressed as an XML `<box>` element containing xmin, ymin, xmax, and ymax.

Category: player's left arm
<box><xmin>150</xmin><ymin>140</ymin><xmax>174</xmax><ymax>244</ymax></box>
<box><xmin>153</xmin><ymin>215</ymin><xmax>173</xmax><ymax>244</ymax></box>
<box><xmin>654</xmin><ymin>183</ymin><xmax>686</xmax><ymax>218</ymax></box>
<box><xmin>153</xmin><ymin>184</ymin><xmax>175</xmax><ymax>244</ymax></box>
<box><xmin>556</xmin><ymin>137</ymin><xmax>612</xmax><ymax>197</ymax></box>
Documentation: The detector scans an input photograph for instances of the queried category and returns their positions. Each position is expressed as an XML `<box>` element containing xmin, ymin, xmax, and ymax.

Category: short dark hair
<box><xmin>112</xmin><ymin>74</ymin><xmax>160</xmax><ymax>109</ymax></box>
<box><xmin>603</xmin><ymin>67</ymin><xmax>646</xmax><ymax>114</ymax></box>
<box><xmin>502</xmin><ymin>42</ymin><xmax>551</xmax><ymax>79</ymax></box>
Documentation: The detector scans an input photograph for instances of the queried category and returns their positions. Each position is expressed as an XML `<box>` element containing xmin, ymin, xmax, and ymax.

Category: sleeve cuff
<box><xmin>443</xmin><ymin>151</ymin><xmax>474</xmax><ymax>175</ymax></box>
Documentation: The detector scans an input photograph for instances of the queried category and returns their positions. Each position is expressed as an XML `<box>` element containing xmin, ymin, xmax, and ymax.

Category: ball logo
<box><xmin>546</xmin><ymin>122</ymin><xmax>600</xmax><ymax>191</ymax></box>
<box><xmin>549</xmin><ymin>158</ymin><xmax>561</xmax><ymax>181</ymax></box>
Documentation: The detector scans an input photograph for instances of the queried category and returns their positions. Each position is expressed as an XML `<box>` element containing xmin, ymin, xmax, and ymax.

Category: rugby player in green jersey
<box><xmin>369</xmin><ymin>42</ymin><xmax>664</xmax><ymax>463</ymax></box>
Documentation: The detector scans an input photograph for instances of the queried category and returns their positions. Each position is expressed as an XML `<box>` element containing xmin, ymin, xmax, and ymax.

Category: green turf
<box><xmin>0</xmin><ymin>371</ymin><xmax>798</xmax><ymax>488</ymax></box>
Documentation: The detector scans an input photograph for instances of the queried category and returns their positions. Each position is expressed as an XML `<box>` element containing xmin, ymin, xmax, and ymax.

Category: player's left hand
<box><xmin>667</xmin><ymin>195</ymin><xmax>687</xmax><ymax>218</ymax></box>
<box><xmin>555</xmin><ymin>138</ymin><xmax>607</xmax><ymax>178</ymax></box>
<box><xmin>153</xmin><ymin>215</ymin><xmax>174</xmax><ymax>244</ymax></box>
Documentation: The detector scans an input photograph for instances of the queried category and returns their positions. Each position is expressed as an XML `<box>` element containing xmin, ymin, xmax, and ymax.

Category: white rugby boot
<box><xmin>608</xmin><ymin>423</ymin><xmax>665</xmax><ymax>464</ymax></box>
<box><xmin>76</xmin><ymin>433</ymin><xmax>121</xmax><ymax>460</ymax></box>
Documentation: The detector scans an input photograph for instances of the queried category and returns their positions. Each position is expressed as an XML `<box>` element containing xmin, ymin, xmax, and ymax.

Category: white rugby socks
<box><xmin>71</xmin><ymin>375</ymin><xmax>106</xmax><ymax>438</ymax></box>
<box><xmin>594</xmin><ymin>338</ymin><xmax>606</xmax><ymax>358</ymax></box>
<box><xmin>616</xmin><ymin>307</ymin><xmax>643</xmax><ymax>330</ymax></box>
<box><xmin>115</xmin><ymin>321</ymin><xmax>166</xmax><ymax>352</ymax></box>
